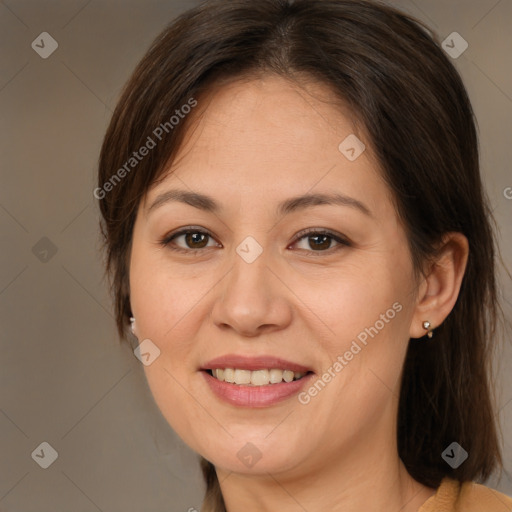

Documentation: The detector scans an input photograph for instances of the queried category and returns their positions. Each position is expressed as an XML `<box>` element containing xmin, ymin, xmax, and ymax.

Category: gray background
<box><xmin>1</xmin><ymin>0</ymin><xmax>511</xmax><ymax>511</ymax></box>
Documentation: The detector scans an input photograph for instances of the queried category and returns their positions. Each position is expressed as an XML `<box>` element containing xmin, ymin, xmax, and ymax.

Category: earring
<box><xmin>130</xmin><ymin>316</ymin><xmax>136</xmax><ymax>335</ymax></box>
<box><xmin>422</xmin><ymin>320</ymin><xmax>434</xmax><ymax>338</ymax></box>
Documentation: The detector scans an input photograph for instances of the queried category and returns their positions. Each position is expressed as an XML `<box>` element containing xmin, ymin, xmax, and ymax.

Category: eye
<box><xmin>290</xmin><ymin>228</ymin><xmax>350</xmax><ymax>255</ymax></box>
<box><xmin>159</xmin><ymin>226</ymin><xmax>350</xmax><ymax>256</ymax></box>
<box><xmin>159</xmin><ymin>227</ymin><xmax>220</xmax><ymax>253</ymax></box>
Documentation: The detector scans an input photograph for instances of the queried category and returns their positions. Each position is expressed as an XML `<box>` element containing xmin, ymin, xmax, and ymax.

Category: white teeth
<box><xmin>210</xmin><ymin>368</ymin><xmax>307</xmax><ymax>386</ymax></box>
<box><xmin>251</xmin><ymin>369</ymin><xmax>269</xmax><ymax>386</ymax></box>
<box><xmin>283</xmin><ymin>370</ymin><xmax>294</xmax><ymax>383</ymax></box>
<box><xmin>269</xmin><ymin>369</ymin><xmax>283</xmax><ymax>384</ymax></box>
<box><xmin>234</xmin><ymin>369</ymin><xmax>252</xmax><ymax>385</ymax></box>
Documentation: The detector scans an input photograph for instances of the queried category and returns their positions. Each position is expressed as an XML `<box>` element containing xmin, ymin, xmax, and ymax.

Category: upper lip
<box><xmin>201</xmin><ymin>354</ymin><xmax>313</xmax><ymax>373</ymax></box>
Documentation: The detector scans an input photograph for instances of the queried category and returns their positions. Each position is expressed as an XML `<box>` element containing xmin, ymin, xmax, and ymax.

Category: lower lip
<box><xmin>201</xmin><ymin>371</ymin><xmax>314</xmax><ymax>408</ymax></box>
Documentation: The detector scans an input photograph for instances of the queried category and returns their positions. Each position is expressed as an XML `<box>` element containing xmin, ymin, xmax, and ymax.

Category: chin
<box><xmin>197</xmin><ymin>436</ymin><xmax>306</xmax><ymax>475</ymax></box>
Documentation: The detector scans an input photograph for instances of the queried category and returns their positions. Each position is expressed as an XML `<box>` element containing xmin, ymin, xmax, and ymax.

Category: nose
<box><xmin>210</xmin><ymin>245</ymin><xmax>293</xmax><ymax>337</ymax></box>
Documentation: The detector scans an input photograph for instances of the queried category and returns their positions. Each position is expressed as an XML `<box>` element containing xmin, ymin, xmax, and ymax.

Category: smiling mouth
<box><xmin>205</xmin><ymin>368</ymin><xmax>313</xmax><ymax>386</ymax></box>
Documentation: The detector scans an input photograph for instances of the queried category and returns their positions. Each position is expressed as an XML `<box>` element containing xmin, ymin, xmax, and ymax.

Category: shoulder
<box><xmin>458</xmin><ymin>479</ymin><xmax>512</xmax><ymax>512</ymax></box>
<box><xmin>419</xmin><ymin>477</ymin><xmax>512</xmax><ymax>512</ymax></box>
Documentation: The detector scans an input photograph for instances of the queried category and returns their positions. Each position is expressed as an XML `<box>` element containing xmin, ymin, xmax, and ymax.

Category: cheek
<box><xmin>129</xmin><ymin>241</ymin><xmax>203</xmax><ymax>340</ymax></box>
<box><xmin>297</xmin><ymin>274</ymin><xmax>410</xmax><ymax>439</ymax></box>
<box><xmin>301</xmin><ymin>260</ymin><xmax>407</xmax><ymax>346</ymax></box>
<box><xmin>298</xmin><ymin>249</ymin><xmax>413</xmax><ymax>402</ymax></box>
<box><xmin>129</xmin><ymin>246</ymin><xmax>215</xmax><ymax>450</ymax></box>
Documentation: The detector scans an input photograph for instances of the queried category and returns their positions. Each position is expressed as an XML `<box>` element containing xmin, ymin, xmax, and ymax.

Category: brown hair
<box><xmin>97</xmin><ymin>1</ymin><xmax>505</xmax><ymax>510</ymax></box>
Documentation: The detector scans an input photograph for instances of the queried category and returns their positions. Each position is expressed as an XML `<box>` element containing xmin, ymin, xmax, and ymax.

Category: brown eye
<box><xmin>182</xmin><ymin>231</ymin><xmax>210</xmax><ymax>249</ymax></box>
<box><xmin>306</xmin><ymin>234</ymin><xmax>333</xmax><ymax>251</ymax></box>
<box><xmin>291</xmin><ymin>229</ymin><xmax>350</xmax><ymax>255</ymax></box>
<box><xmin>160</xmin><ymin>228</ymin><xmax>220</xmax><ymax>253</ymax></box>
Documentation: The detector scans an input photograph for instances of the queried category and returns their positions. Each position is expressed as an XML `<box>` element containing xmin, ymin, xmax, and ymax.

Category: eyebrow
<box><xmin>147</xmin><ymin>189</ymin><xmax>372</xmax><ymax>217</ymax></box>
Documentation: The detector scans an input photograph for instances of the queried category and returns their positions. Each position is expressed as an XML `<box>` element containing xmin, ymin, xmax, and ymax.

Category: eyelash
<box><xmin>158</xmin><ymin>226</ymin><xmax>351</xmax><ymax>256</ymax></box>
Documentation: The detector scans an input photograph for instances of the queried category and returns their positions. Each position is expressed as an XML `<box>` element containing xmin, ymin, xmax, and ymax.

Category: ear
<box><xmin>409</xmin><ymin>232</ymin><xmax>469</xmax><ymax>339</ymax></box>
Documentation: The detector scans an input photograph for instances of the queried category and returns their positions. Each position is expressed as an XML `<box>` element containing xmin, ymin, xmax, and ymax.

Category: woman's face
<box><xmin>129</xmin><ymin>75</ymin><xmax>420</xmax><ymax>477</ymax></box>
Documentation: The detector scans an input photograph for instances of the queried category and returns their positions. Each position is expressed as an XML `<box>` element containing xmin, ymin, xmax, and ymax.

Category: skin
<box><xmin>129</xmin><ymin>74</ymin><xmax>469</xmax><ymax>512</ymax></box>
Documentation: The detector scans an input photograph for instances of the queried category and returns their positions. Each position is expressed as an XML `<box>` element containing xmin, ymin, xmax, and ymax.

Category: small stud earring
<box><xmin>422</xmin><ymin>320</ymin><xmax>434</xmax><ymax>338</ymax></box>
<box><xmin>130</xmin><ymin>316</ymin><xmax>136</xmax><ymax>335</ymax></box>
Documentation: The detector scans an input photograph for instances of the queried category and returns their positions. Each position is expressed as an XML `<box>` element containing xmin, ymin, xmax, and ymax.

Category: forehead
<box><xmin>144</xmin><ymin>74</ymin><xmax>390</xmax><ymax>218</ymax></box>
<box><xmin>183</xmin><ymin>74</ymin><xmax>360</xmax><ymax>156</ymax></box>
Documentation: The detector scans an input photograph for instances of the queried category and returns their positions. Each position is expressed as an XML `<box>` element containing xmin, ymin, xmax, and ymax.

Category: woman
<box><xmin>96</xmin><ymin>0</ymin><xmax>512</xmax><ymax>510</ymax></box>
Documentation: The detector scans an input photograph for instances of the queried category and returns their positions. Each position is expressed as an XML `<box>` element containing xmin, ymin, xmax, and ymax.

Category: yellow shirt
<box><xmin>418</xmin><ymin>477</ymin><xmax>512</xmax><ymax>512</ymax></box>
